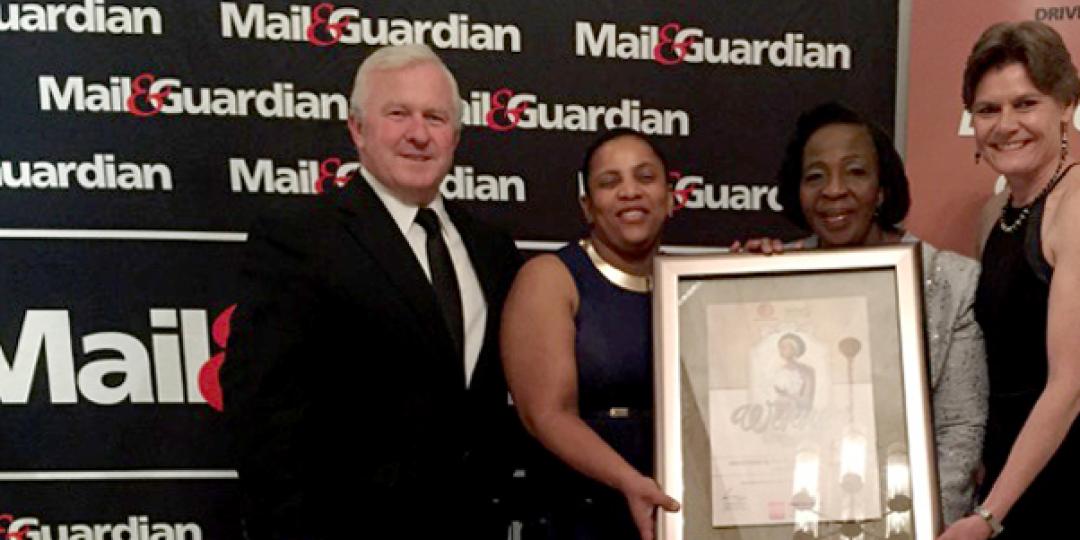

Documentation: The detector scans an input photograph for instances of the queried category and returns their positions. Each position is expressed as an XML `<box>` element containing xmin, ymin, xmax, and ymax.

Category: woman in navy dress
<box><xmin>502</xmin><ymin>128</ymin><xmax>679</xmax><ymax>540</ymax></box>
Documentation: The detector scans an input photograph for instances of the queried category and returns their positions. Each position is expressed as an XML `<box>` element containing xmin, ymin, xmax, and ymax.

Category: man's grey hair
<box><xmin>349</xmin><ymin>43</ymin><xmax>462</xmax><ymax>130</ymax></box>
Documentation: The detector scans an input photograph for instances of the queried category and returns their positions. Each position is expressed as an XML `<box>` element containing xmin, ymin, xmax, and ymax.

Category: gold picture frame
<box><xmin>653</xmin><ymin>244</ymin><xmax>940</xmax><ymax>539</ymax></box>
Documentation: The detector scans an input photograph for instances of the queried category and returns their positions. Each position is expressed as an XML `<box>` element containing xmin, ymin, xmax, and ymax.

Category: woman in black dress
<box><xmin>940</xmin><ymin>21</ymin><xmax>1080</xmax><ymax>539</ymax></box>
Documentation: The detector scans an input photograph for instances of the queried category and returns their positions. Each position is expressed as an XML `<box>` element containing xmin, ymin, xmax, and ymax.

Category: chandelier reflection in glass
<box><xmin>788</xmin><ymin>338</ymin><xmax>913</xmax><ymax>540</ymax></box>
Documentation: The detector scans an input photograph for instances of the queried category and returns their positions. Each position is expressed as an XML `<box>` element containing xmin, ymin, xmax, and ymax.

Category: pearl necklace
<box><xmin>999</xmin><ymin>161</ymin><xmax>1072</xmax><ymax>233</ymax></box>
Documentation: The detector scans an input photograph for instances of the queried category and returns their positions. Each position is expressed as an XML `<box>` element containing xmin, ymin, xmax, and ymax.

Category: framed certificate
<box><xmin>653</xmin><ymin>244</ymin><xmax>939</xmax><ymax>539</ymax></box>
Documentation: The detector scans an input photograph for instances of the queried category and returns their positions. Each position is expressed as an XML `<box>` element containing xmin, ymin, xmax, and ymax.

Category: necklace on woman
<box><xmin>579</xmin><ymin>238</ymin><xmax>651</xmax><ymax>292</ymax></box>
<box><xmin>999</xmin><ymin>160</ymin><xmax>1073</xmax><ymax>233</ymax></box>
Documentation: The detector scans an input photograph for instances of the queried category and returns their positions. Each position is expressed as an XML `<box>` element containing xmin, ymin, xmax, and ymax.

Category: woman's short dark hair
<box><xmin>777</xmin><ymin>102</ymin><xmax>910</xmax><ymax>233</ymax></box>
<box><xmin>962</xmin><ymin>21</ymin><xmax>1080</xmax><ymax>110</ymax></box>
<box><xmin>579</xmin><ymin>128</ymin><xmax>670</xmax><ymax>195</ymax></box>
<box><xmin>779</xmin><ymin>333</ymin><xmax>806</xmax><ymax>357</ymax></box>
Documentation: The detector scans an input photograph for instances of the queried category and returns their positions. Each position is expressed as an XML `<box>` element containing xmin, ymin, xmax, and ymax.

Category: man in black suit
<box><xmin>222</xmin><ymin>43</ymin><xmax>523</xmax><ymax>539</ymax></box>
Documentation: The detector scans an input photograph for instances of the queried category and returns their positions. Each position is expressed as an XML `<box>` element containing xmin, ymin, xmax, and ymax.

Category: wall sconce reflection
<box><xmin>885</xmin><ymin>443</ymin><xmax>913</xmax><ymax>540</ymax></box>
<box><xmin>786</xmin><ymin>441</ymin><xmax>914</xmax><ymax>539</ymax></box>
<box><xmin>783</xmin><ymin>335</ymin><xmax>914</xmax><ymax>539</ymax></box>
<box><xmin>792</xmin><ymin>446</ymin><xmax>821</xmax><ymax>539</ymax></box>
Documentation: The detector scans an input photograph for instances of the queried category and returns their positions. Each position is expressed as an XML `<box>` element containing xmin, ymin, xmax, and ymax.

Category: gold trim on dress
<box><xmin>579</xmin><ymin>238</ymin><xmax>651</xmax><ymax>293</ymax></box>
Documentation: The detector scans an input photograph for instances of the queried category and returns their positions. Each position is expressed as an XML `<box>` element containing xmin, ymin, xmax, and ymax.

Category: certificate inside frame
<box><xmin>653</xmin><ymin>244</ymin><xmax>940</xmax><ymax>539</ymax></box>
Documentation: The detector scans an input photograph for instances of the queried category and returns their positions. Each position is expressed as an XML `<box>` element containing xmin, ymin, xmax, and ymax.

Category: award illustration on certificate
<box><xmin>706</xmin><ymin>298</ymin><xmax>883</xmax><ymax>530</ymax></box>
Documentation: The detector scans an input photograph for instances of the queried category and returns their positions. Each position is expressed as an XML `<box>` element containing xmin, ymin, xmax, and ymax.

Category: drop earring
<box><xmin>1061</xmin><ymin>124</ymin><xmax>1069</xmax><ymax>161</ymax></box>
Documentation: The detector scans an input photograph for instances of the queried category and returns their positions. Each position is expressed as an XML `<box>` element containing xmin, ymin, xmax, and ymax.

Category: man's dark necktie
<box><xmin>415</xmin><ymin>208</ymin><xmax>465</xmax><ymax>375</ymax></box>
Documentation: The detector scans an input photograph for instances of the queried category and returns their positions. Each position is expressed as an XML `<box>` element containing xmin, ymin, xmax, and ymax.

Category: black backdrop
<box><xmin>0</xmin><ymin>1</ymin><xmax>897</xmax><ymax>536</ymax></box>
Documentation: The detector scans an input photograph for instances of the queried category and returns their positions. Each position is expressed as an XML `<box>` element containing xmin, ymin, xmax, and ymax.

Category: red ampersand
<box><xmin>670</xmin><ymin>171</ymin><xmax>697</xmax><ymax>212</ymax></box>
<box><xmin>485</xmin><ymin>88</ymin><xmax>529</xmax><ymax>132</ymax></box>
<box><xmin>306</xmin><ymin>3</ymin><xmax>352</xmax><ymax>47</ymax></box>
<box><xmin>314</xmin><ymin>157</ymin><xmax>351</xmax><ymax>194</ymax></box>
<box><xmin>652</xmin><ymin>22</ymin><xmax>696</xmax><ymax>65</ymax></box>
<box><xmin>0</xmin><ymin>514</ymin><xmax>29</xmax><ymax>540</ymax></box>
<box><xmin>198</xmin><ymin>304</ymin><xmax>237</xmax><ymax>412</ymax></box>
<box><xmin>125</xmin><ymin>73</ymin><xmax>172</xmax><ymax>117</ymax></box>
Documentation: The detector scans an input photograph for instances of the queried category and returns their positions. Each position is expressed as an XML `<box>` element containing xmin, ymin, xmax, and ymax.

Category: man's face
<box><xmin>348</xmin><ymin>62</ymin><xmax>459</xmax><ymax>206</ymax></box>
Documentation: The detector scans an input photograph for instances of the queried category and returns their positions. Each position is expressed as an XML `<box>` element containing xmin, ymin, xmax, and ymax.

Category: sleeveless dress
<box><xmin>535</xmin><ymin>241</ymin><xmax>654</xmax><ymax>539</ymax></box>
<box><xmin>974</xmin><ymin>190</ymin><xmax>1080</xmax><ymax>537</ymax></box>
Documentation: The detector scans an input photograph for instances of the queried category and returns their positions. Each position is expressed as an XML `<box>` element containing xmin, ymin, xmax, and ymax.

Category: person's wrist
<box><xmin>973</xmin><ymin>504</ymin><xmax>1003</xmax><ymax>538</ymax></box>
<box><xmin>613</xmin><ymin>467</ymin><xmax>643</xmax><ymax>494</ymax></box>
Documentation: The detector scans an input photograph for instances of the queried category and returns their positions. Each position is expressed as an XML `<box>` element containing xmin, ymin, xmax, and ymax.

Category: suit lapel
<box><xmin>334</xmin><ymin>179</ymin><xmax>457</xmax><ymax>356</ymax></box>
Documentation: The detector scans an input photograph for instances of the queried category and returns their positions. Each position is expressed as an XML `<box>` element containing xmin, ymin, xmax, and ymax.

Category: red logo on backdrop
<box><xmin>306</xmin><ymin>3</ymin><xmax>352</xmax><ymax>47</ymax></box>
<box><xmin>315</xmin><ymin>157</ymin><xmax>353</xmax><ymax>194</ymax></box>
<box><xmin>198</xmin><ymin>304</ymin><xmax>236</xmax><ymax>412</ymax></box>
<box><xmin>653</xmin><ymin>23</ymin><xmax>697</xmax><ymax>65</ymax></box>
<box><xmin>125</xmin><ymin>73</ymin><xmax>171</xmax><ymax>117</ymax></box>
<box><xmin>0</xmin><ymin>514</ymin><xmax>29</xmax><ymax>540</ymax></box>
<box><xmin>485</xmin><ymin>88</ymin><xmax>528</xmax><ymax>131</ymax></box>
<box><xmin>670</xmin><ymin>171</ymin><xmax>697</xmax><ymax>212</ymax></box>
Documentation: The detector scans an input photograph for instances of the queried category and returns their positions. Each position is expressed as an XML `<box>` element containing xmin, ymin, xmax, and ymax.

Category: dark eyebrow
<box><xmin>593</xmin><ymin>167</ymin><xmax>620</xmax><ymax>179</ymax></box>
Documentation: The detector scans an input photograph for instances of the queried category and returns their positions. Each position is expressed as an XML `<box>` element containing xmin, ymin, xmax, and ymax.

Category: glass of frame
<box><xmin>653</xmin><ymin>244</ymin><xmax>940</xmax><ymax>540</ymax></box>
